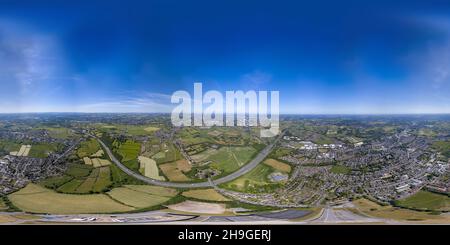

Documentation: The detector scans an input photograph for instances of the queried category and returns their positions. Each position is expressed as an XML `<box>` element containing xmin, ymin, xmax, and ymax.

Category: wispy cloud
<box><xmin>75</xmin><ymin>92</ymin><xmax>174</xmax><ymax>113</ymax></box>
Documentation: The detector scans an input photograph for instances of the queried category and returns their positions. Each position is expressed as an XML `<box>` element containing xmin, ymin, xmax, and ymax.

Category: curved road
<box><xmin>94</xmin><ymin>131</ymin><xmax>284</xmax><ymax>188</ymax></box>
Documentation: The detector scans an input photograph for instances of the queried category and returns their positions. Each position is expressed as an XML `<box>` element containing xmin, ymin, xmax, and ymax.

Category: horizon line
<box><xmin>1</xmin><ymin>111</ymin><xmax>450</xmax><ymax>116</ymax></box>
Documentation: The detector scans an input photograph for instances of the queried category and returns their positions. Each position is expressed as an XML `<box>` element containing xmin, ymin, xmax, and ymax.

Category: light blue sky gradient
<box><xmin>0</xmin><ymin>0</ymin><xmax>450</xmax><ymax>114</ymax></box>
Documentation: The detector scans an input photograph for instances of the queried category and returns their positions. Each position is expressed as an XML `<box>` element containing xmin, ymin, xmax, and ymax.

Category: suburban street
<box><xmin>94</xmin><ymin>130</ymin><xmax>284</xmax><ymax>188</ymax></box>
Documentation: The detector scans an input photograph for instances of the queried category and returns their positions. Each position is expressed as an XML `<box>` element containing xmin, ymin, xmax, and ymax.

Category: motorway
<box><xmin>94</xmin><ymin>130</ymin><xmax>285</xmax><ymax>188</ymax></box>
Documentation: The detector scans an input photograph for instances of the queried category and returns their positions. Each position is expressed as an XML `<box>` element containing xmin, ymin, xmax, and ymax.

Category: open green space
<box><xmin>99</xmin><ymin>124</ymin><xmax>161</xmax><ymax>136</ymax></box>
<box><xmin>151</xmin><ymin>143</ymin><xmax>181</xmax><ymax>164</ymax></box>
<box><xmin>40</xmin><ymin>164</ymin><xmax>111</xmax><ymax>194</ymax></box>
<box><xmin>182</xmin><ymin>189</ymin><xmax>230</xmax><ymax>202</ymax></box>
<box><xmin>113</xmin><ymin>139</ymin><xmax>141</xmax><ymax>162</ymax></box>
<box><xmin>77</xmin><ymin>139</ymin><xmax>101</xmax><ymax>158</ymax></box>
<box><xmin>28</xmin><ymin>143</ymin><xmax>59</xmax><ymax>158</ymax></box>
<box><xmin>9</xmin><ymin>184</ymin><xmax>133</xmax><ymax>214</ymax></box>
<box><xmin>0</xmin><ymin>140</ymin><xmax>21</xmax><ymax>156</ymax></box>
<box><xmin>330</xmin><ymin>165</ymin><xmax>351</xmax><ymax>174</ymax></box>
<box><xmin>208</xmin><ymin>146</ymin><xmax>257</xmax><ymax>175</ymax></box>
<box><xmin>107</xmin><ymin>185</ymin><xmax>177</xmax><ymax>209</ymax></box>
<box><xmin>394</xmin><ymin>191</ymin><xmax>450</xmax><ymax>212</ymax></box>
<box><xmin>37</xmin><ymin>126</ymin><xmax>74</xmax><ymax>139</ymax></box>
<box><xmin>432</xmin><ymin>141</ymin><xmax>450</xmax><ymax>158</ymax></box>
<box><xmin>221</xmin><ymin>164</ymin><xmax>281</xmax><ymax>193</ymax></box>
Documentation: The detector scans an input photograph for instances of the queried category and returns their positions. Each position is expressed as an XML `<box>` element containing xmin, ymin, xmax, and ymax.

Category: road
<box><xmin>310</xmin><ymin>205</ymin><xmax>386</xmax><ymax>224</ymax></box>
<box><xmin>94</xmin><ymin>130</ymin><xmax>284</xmax><ymax>188</ymax></box>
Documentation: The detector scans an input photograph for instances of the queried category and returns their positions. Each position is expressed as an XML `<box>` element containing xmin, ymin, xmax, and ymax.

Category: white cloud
<box><xmin>75</xmin><ymin>92</ymin><xmax>174</xmax><ymax>113</ymax></box>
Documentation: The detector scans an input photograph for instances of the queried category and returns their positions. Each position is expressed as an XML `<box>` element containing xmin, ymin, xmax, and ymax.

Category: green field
<box><xmin>9</xmin><ymin>184</ymin><xmax>133</xmax><ymax>214</ymax></box>
<box><xmin>114</xmin><ymin>140</ymin><xmax>141</xmax><ymax>162</ymax></box>
<box><xmin>395</xmin><ymin>191</ymin><xmax>450</xmax><ymax>212</ymax></box>
<box><xmin>221</xmin><ymin>164</ymin><xmax>280</xmax><ymax>193</ymax></box>
<box><xmin>330</xmin><ymin>165</ymin><xmax>351</xmax><ymax>174</ymax></box>
<box><xmin>208</xmin><ymin>146</ymin><xmax>257</xmax><ymax>175</ymax></box>
<box><xmin>28</xmin><ymin>143</ymin><xmax>59</xmax><ymax>158</ymax></box>
<box><xmin>100</xmin><ymin>124</ymin><xmax>160</xmax><ymax>136</ymax></box>
<box><xmin>124</xmin><ymin>185</ymin><xmax>178</xmax><ymax>197</ymax></box>
<box><xmin>38</xmin><ymin>127</ymin><xmax>74</xmax><ymax>139</ymax></box>
<box><xmin>182</xmin><ymin>189</ymin><xmax>230</xmax><ymax>202</ymax></box>
<box><xmin>40</xmin><ymin>164</ymin><xmax>111</xmax><ymax>194</ymax></box>
<box><xmin>66</xmin><ymin>164</ymin><xmax>92</xmax><ymax>177</ymax></box>
<box><xmin>432</xmin><ymin>141</ymin><xmax>450</xmax><ymax>158</ymax></box>
<box><xmin>77</xmin><ymin>139</ymin><xmax>101</xmax><ymax>158</ymax></box>
<box><xmin>40</xmin><ymin>175</ymin><xmax>74</xmax><ymax>189</ymax></box>
<box><xmin>0</xmin><ymin>140</ymin><xmax>21</xmax><ymax>155</ymax></box>
<box><xmin>110</xmin><ymin>164</ymin><xmax>144</xmax><ymax>186</ymax></box>
<box><xmin>151</xmin><ymin>143</ymin><xmax>181</xmax><ymax>164</ymax></box>
<box><xmin>107</xmin><ymin>185</ymin><xmax>177</xmax><ymax>209</ymax></box>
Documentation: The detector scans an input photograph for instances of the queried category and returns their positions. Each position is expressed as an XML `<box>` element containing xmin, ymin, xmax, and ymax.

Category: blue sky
<box><xmin>1</xmin><ymin>0</ymin><xmax>450</xmax><ymax>113</ymax></box>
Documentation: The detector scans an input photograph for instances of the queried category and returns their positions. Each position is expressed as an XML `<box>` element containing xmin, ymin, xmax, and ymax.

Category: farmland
<box><xmin>8</xmin><ymin>184</ymin><xmax>134</xmax><ymax>214</ymax></box>
<box><xmin>221</xmin><ymin>164</ymin><xmax>280</xmax><ymax>193</ymax></box>
<box><xmin>432</xmin><ymin>141</ymin><xmax>450</xmax><ymax>158</ymax></box>
<box><xmin>182</xmin><ymin>189</ymin><xmax>230</xmax><ymax>202</ymax></box>
<box><xmin>0</xmin><ymin>140</ymin><xmax>21</xmax><ymax>156</ymax></box>
<box><xmin>207</xmin><ymin>146</ymin><xmax>257</xmax><ymax>175</ymax></box>
<box><xmin>9</xmin><ymin>145</ymin><xmax>31</xmax><ymax>157</ymax></box>
<box><xmin>151</xmin><ymin>143</ymin><xmax>181</xmax><ymax>164</ymax></box>
<box><xmin>38</xmin><ymin>126</ymin><xmax>74</xmax><ymax>139</ymax></box>
<box><xmin>77</xmin><ymin>139</ymin><xmax>101</xmax><ymax>158</ymax></box>
<box><xmin>83</xmin><ymin>157</ymin><xmax>111</xmax><ymax>168</ymax></box>
<box><xmin>263</xmin><ymin>158</ymin><xmax>292</xmax><ymax>173</ymax></box>
<box><xmin>159</xmin><ymin>159</ymin><xmax>191</xmax><ymax>182</ymax></box>
<box><xmin>40</xmin><ymin>164</ymin><xmax>112</xmax><ymax>194</ymax></box>
<box><xmin>352</xmin><ymin>198</ymin><xmax>450</xmax><ymax>223</ymax></box>
<box><xmin>99</xmin><ymin>124</ymin><xmax>161</xmax><ymax>136</ymax></box>
<box><xmin>107</xmin><ymin>185</ymin><xmax>177</xmax><ymax>209</ymax></box>
<box><xmin>113</xmin><ymin>139</ymin><xmax>141</xmax><ymax>162</ymax></box>
<box><xmin>138</xmin><ymin>156</ymin><xmax>165</xmax><ymax>181</ymax></box>
<box><xmin>394</xmin><ymin>191</ymin><xmax>450</xmax><ymax>212</ymax></box>
<box><xmin>28</xmin><ymin>143</ymin><xmax>59</xmax><ymax>158</ymax></box>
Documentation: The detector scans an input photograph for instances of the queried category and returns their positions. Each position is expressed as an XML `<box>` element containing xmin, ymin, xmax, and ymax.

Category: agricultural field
<box><xmin>159</xmin><ymin>159</ymin><xmax>191</xmax><ymax>182</ymax></box>
<box><xmin>107</xmin><ymin>185</ymin><xmax>177</xmax><ymax>209</ymax></box>
<box><xmin>40</xmin><ymin>164</ymin><xmax>112</xmax><ymax>194</ymax></box>
<box><xmin>124</xmin><ymin>185</ymin><xmax>178</xmax><ymax>196</ymax></box>
<box><xmin>8</xmin><ymin>184</ymin><xmax>134</xmax><ymax>214</ymax></box>
<box><xmin>77</xmin><ymin>139</ymin><xmax>101</xmax><ymax>158</ymax></box>
<box><xmin>138</xmin><ymin>156</ymin><xmax>165</xmax><ymax>181</ymax></box>
<box><xmin>432</xmin><ymin>141</ymin><xmax>450</xmax><ymax>158</ymax></box>
<box><xmin>9</xmin><ymin>145</ymin><xmax>31</xmax><ymax>157</ymax></box>
<box><xmin>208</xmin><ymin>146</ymin><xmax>257</xmax><ymax>175</ymax></box>
<box><xmin>394</xmin><ymin>191</ymin><xmax>450</xmax><ymax>212</ymax></box>
<box><xmin>28</xmin><ymin>143</ymin><xmax>59</xmax><ymax>158</ymax></box>
<box><xmin>151</xmin><ymin>143</ymin><xmax>181</xmax><ymax>164</ymax></box>
<box><xmin>66</xmin><ymin>163</ymin><xmax>92</xmax><ymax>177</ymax></box>
<box><xmin>352</xmin><ymin>198</ymin><xmax>450</xmax><ymax>223</ymax></box>
<box><xmin>38</xmin><ymin>126</ymin><xmax>74</xmax><ymax>139</ymax></box>
<box><xmin>221</xmin><ymin>164</ymin><xmax>280</xmax><ymax>193</ymax></box>
<box><xmin>182</xmin><ymin>189</ymin><xmax>230</xmax><ymax>202</ymax></box>
<box><xmin>263</xmin><ymin>158</ymin><xmax>292</xmax><ymax>173</ymax></box>
<box><xmin>177</xmin><ymin>127</ymin><xmax>256</xmax><ymax>146</ymax></box>
<box><xmin>91</xmin><ymin>149</ymin><xmax>104</xmax><ymax>157</ymax></box>
<box><xmin>113</xmin><ymin>139</ymin><xmax>141</xmax><ymax>162</ymax></box>
<box><xmin>99</xmin><ymin>124</ymin><xmax>160</xmax><ymax>136</ymax></box>
<box><xmin>0</xmin><ymin>140</ymin><xmax>21</xmax><ymax>156</ymax></box>
<box><xmin>83</xmin><ymin>157</ymin><xmax>111</xmax><ymax>168</ymax></box>
<box><xmin>59</xmin><ymin>167</ymin><xmax>112</xmax><ymax>193</ymax></box>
